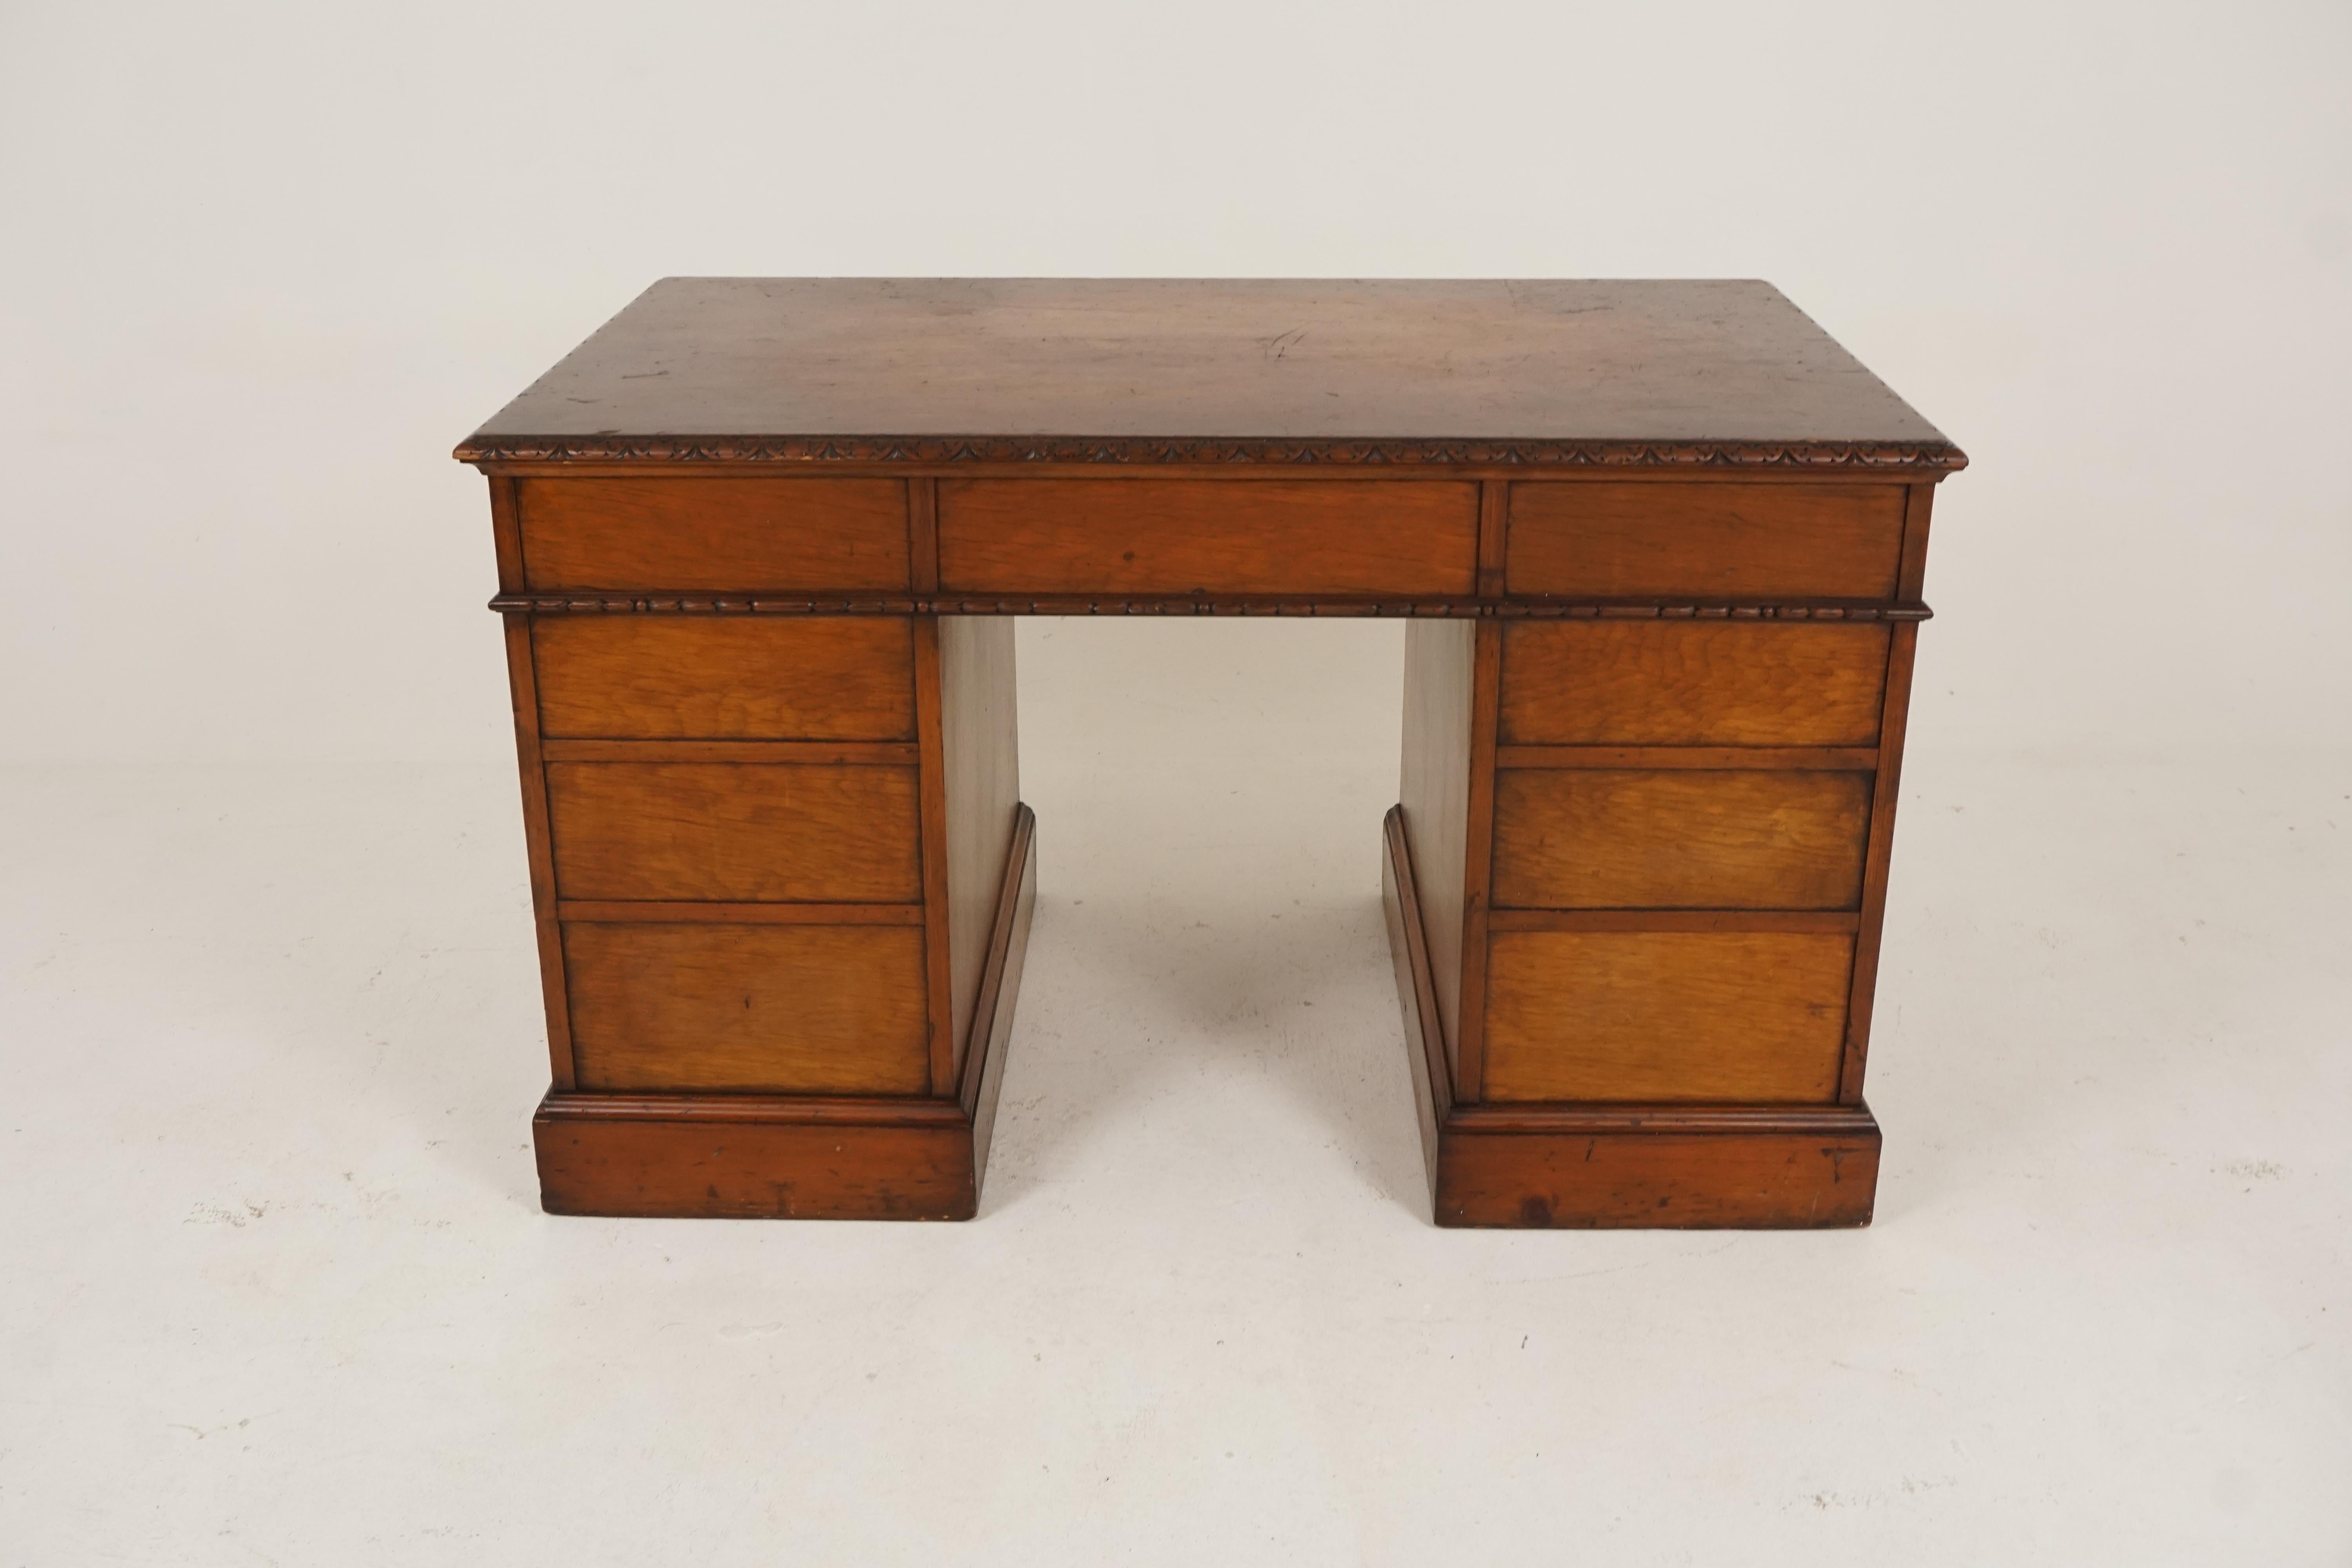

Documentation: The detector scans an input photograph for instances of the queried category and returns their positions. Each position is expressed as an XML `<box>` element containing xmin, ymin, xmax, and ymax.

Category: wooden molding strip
<box><xmin>539</xmin><ymin>739</ymin><xmax>920</xmax><ymax>765</ymax></box>
<box><xmin>1447</xmin><ymin>1101</ymin><xmax>1878</xmax><ymax>1135</ymax></box>
<box><xmin>556</xmin><ymin>900</ymin><xmax>926</xmax><ymax>925</ymax></box>
<box><xmin>457</xmin><ymin>434</ymin><xmax>1968</xmax><ymax>471</ymax></box>
<box><xmin>537</xmin><ymin>1091</ymin><xmax>966</xmax><ymax>1127</ymax></box>
<box><xmin>1486</xmin><ymin>909</ymin><xmax>1860</xmax><ymax>933</ymax></box>
<box><xmin>490</xmin><ymin>593</ymin><xmax>1934</xmax><ymax>622</ymax></box>
<box><xmin>1495</xmin><ymin>745</ymin><xmax>1878</xmax><ymax>772</ymax></box>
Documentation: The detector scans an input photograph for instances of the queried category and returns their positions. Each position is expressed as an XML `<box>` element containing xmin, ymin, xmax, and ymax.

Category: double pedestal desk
<box><xmin>457</xmin><ymin>278</ymin><xmax>1965</xmax><ymax>1228</ymax></box>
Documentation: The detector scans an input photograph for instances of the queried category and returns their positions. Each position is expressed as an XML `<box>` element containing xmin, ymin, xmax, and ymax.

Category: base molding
<box><xmin>1381</xmin><ymin>805</ymin><xmax>1882</xmax><ymax>1229</ymax></box>
<box><xmin>533</xmin><ymin>804</ymin><xmax>1038</xmax><ymax>1220</ymax></box>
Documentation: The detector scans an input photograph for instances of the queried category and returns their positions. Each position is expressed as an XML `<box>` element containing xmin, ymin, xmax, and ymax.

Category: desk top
<box><xmin>458</xmin><ymin>278</ymin><xmax>1961</xmax><ymax>471</ymax></box>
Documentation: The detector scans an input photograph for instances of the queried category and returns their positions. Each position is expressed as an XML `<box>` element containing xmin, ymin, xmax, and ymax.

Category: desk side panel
<box><xmin>939</xmin><ymin>617</ymin><xmax>1022</xmax><ymax>1089</ymax></box>
<box><xmin>1398</xmin><ymin>620</ymin><xmax>1475</xmax><ymax>1084</ymax></box>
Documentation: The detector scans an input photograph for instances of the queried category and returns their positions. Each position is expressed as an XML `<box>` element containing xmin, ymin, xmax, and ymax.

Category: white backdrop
<box><xmin>5</xmin><ymin>4</ymin><xmax>2350</xmax><ymax>1563</ymax></box>
<box><xmin>2</xmin><ymin>0</ymin><xmax>2345</xmax><ymax>765</ymax></box>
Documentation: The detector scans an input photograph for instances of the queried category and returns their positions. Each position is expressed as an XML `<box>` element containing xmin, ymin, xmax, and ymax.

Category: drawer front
<box><xmin>1484</xmin><ymin>931</ymin><xmax>1853</xmax><ymax>1102</ymax></box>
<box><xmin>937</xmin><ymin>479</ymin><xmax>1479</xmax><ymax>596</ymax></box>
<box><xmin>534</xmin><ymin>617</ymin><xmax>916</xmax><ymax>740</ymax></box>
<box><xmin>1506</xmin><ymin>482</ymin><xmax>1905</xmax><ymax>599</ymax></box>
<box><xmin>546</xmin><ymin>762</ymin><xmax>921</xmax><ymax>903</ymax></box>
<box><xmin>518</xmin><ymin>477</ymin><xmax>911</xmax><ymax>591</ymax></box>
<box><xmin>1499</xmin><ymin>622</ymin><xmax>1889</xmax><ymax>746</ymax></box>
<box><xmin>1492</xmin><ymin>769</ymin><xmax>1871</xmax><ymax>910</ymax></box>
<box><xmin>564</xmin><ymin>922</ymin><xmax>929</xmax><ymax>1094</ymax></box>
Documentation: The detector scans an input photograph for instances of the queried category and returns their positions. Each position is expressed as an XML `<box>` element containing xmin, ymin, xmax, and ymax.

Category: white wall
<box><xmin>2</xmin><ymin>0</ymin><xmax>2345</xmax><ymax>764</ymax></box>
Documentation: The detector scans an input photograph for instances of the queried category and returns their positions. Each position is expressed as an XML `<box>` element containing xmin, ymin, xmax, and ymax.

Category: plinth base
<box><xmin>1381</xmin><ymin>806</ymin><xmax>1881</xmax><ymax>1229</ymax></box>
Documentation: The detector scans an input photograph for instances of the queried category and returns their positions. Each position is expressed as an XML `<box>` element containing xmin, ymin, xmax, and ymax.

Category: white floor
<box><xmin>4</xmin><ymin>619</ymin><xmax>2346</xmax><ymax>1563</ymax></box>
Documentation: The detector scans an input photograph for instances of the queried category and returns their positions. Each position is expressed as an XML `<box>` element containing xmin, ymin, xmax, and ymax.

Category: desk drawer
<box><xmin>1499</xmin><ymin>622</ymin><xmax>1889</xmax><ymax>746</ymax></box>
<box><xmin>1506</xmin><ymin>482</ymin><xmax>1904</xmax><ymax>599</ymax></box>
<box><xmin>937</xmin><ymin>479</ymin><xmax>1479</xmax><ymax>596</ymax></box>
<box><xmin>1484</xmin><ymin>931</ymin><xmax>1852</xmax><ymax>1102</ymax></box>
<box><xmin>518</xmin><ymin>477</ymin><xmax>911</xmax><ymax>591</ymax></box>
<box><xmin>564</xmin><ymin>922</ymin><xmax>929</xmax><ymax>1094</ymax></box>
<box><xmin>1492</xmin><ymin>769</ymin><xmax>1871</xmax><ymax>911</ymax></box>
<box><xmin>546</xmin><ymin>762</ymin><xmax>921</xmax><ymax>904</ymax></box>
<box><xmin>533</xmin><ymin>617</ymin><xmax>916</xmax><ymax>740</ymax></box>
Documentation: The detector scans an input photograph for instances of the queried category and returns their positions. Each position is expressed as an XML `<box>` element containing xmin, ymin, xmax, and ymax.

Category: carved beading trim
<box><xmin>455</xmin><ymin>434</ymin><xmax>1967</xmax><ymax>471</ymax></box>
<box><xmin>488</xmin><ymin>593</ymin><xmax>1933</xmax><ymax>622</ymax></box>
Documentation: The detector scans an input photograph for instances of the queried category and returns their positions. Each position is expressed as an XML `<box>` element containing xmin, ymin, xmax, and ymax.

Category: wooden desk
<box><xmin>456</xmin><ymin>279</ymin><xmax>1964</xmax><ymax>1227</ymax></box>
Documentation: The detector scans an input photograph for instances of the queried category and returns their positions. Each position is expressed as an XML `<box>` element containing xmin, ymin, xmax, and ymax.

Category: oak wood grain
<box><xmin>937</xmin><ymin>479</ymin><xmax>1478</xmax><ymax>596</ymax></box>
<box><xmin>462</xmin><ymin>279</ymin><xmax>1959</xmax><ymax>466</ymax></box>
<box><xmin>1499</xmin><ymin>621</ymin><xmax>1889</xmax><ymax>747</ymax></box>
<box><xmin>501</xmin><ymin>618</ymin><xmax>573</xmax><ymax>1092</ymax></box>
<box><xmin>1843</xmin><ymin>526</ymin><xmax>1929</xmax><ymax>1103</ymax></box>
<box><xmin>532</xmin><ymin>616</ymin><xmax>916</xmax><ymax>740</ymax></box>
<box><xmin>1436</xmin><ymin>1120</ymin><xmax>1879</xmax><ymax>1228</ymax></box>
<box><xmin>1483</xmin><ymin>931</ymin><xmax>1854</xmax><ymax>1102</ymax></box>
<box><xmin>564</xmin><ymin>923</ymin><xmax>929</xmax><ymax>1094</ymax></box>
<box><xmin>518</xmin><ymin>476</ymin><xmax>911</xmax><ymax>590</ymax></box>
<box><xmin>960</xmin><ymin>804</ymin><xmax>1037</xmax><ymax>1192</ymax></box>
<box><xmin>1383</xmin><ymin>805</ymin><xmax>1454</xmax><ymax>1201</ymax></box>
<box><xmin>544</xmin><ymin>762</ymin><xmax>921</xmax><ymax>904</ymax></box>
<box><xmin>939</xmin><ymin>616</ymin><xmax>1022</xmax><ymax>1086</ymax></box>
<box><xmin>533</xmin><ymin>1101</ymin><xmax>976</xmax><ymax>1220</ymax></box>
<box><xmin>1455</xmin><ymin>622</ymin><xmax>1504</xmax><ymax>1100</ymax></box>
<box><xmin>1505</xmin><ymin>481</ymin><xmax>1906</xmax><ymax>599</ymax></box>
<box><xmin>1491</xmin><ymin>769</ymin><xmax>1871</xmax><ymax>911</ymax></box>
<box><xmin>1396</xmin><ymin>620</ymin><xmax>1475</xmax><ymax>1084</ymax></box>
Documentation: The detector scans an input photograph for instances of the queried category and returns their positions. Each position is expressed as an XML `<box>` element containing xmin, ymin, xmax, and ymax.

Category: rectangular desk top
<box><xmin>457</xmin><ymin>278</ymin><xmax>1962</xmax><ymax>473</ymax></box>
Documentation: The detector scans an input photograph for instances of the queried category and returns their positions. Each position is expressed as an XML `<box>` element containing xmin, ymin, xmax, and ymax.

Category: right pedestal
<box><xmin>1387</xmin><ymin>469</ymin><xmax>1933</xmax><ymax>1229</ymax></box>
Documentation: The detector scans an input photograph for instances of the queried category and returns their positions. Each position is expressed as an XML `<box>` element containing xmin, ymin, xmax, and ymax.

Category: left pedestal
<box><xmin>493</xmin><ymin>501</ymin><xmax>1031</xmax><ymax>1218</ymax></box>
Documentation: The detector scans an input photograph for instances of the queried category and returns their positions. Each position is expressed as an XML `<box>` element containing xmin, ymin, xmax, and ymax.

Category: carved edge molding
<box><xmin>488</xmin><ymin>593</ymin><xmax>1935</xmax><ymax>621</ymax></box>
<box><xmin>454</xmin><ymin>434</ymin><xmax>1969</xmax><ymax>470</ymax></box>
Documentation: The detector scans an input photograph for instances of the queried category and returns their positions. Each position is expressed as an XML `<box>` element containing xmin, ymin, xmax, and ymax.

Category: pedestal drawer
<box><xmin>1499</xmin><ymin>621</ymin><xmax>1889</xmax><ymax>746</ymax></box>
<box><xmin>533</xmin><ymin>617</ymin><xmax>916</xmax><ymax>740</ymax></box>
<box><xmin>518</xmin><ymin>477</ymin><xmax>911</xmax><ymax>591</ymax></box>
<box><xmin>1484</xmin><ymin>931</ymin><xmax>1852</xmax><ymax>1102</ymax></box>
<box><xmin>546</xmin><ymin>762</ymin><xmax>921</xmax><ymax>904</ymax></box>
<box><xmin>1504</xmin><ymin>482</ymin><xmax>1904</xmax><ymax>599</ymax></box>
<box><xmin>564</xmin><ymin>922</ymin><xmax>929</xmax><ymax>1094</ymax></box>
<box><xmin>1491</xmin><ymin>769</ymin><xmax>1871</xmax><ymax>911</ymax></box>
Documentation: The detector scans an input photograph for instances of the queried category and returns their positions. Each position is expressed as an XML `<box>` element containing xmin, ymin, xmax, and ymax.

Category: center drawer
<box><xmin>937</xmin><ymin>479</ymin><xmax>1479</xmax><ymax>596</ymax></box>
<box><xmin>545</xmin><ymin>761</ymin><xmax>922</xmax><ymax>903</ymax></box>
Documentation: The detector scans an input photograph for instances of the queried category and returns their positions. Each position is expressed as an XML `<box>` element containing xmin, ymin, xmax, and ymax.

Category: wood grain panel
<box><xmin>533</xmin><ymin>617</ymin><xmax>915</xmax><ymax>740</ymax></box>
<box><xmin>1436</xmin><ymin>1121</ymin><xmax>1879</xmax><ymax>1228</ymax></box>
<box><xmin>937</xmin><ymin>479</ymin><xmax>1478</xmax><ymax>595</ymax></box>
<box><xmin>1397</xmin><ymin>620</ymin><xmax>1475</xmax><ymax>1080</ymax></box>
<box><xmin>1492</xmin><ymin>769</ymin><xmax>1871</xmax><ymax>910</ymax></box>
<box><xmin>517</xmin><ymin>477</ymin><xmax>910</xmax><ymax>590</ymax></box>
<box><xmin>544</xmin><ymin>762</ymin><xmax>920</xmax><ymax>903</ymax></box>
<box><xmin>1505</xmin><ymin>482</ymin><xmax>1905</xmax><ymax>599</ymax></box>
<box><xmin>1499</xmin><ymin>622</ymin><xmax>1889</xmax><ymax>746</ymax></box>
<box><xmin>564</xmin><ymin>923</ymin><xmax>929</xmax><ymax>1094</ymax></box>
<box><xmin>1483</xmin><ymin>931</ymin><xmax>1853</xmax><ymax>1102</ymax></box>
<box><xmin>939</xmin><ymin>617</ymin><xmax>1022</xmax><ymax>1083</ymax></box>
<box><xmin>533</xmin><ymin>1100</ymin><xmax>975</xmax><ymax>1220</ymax></box>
